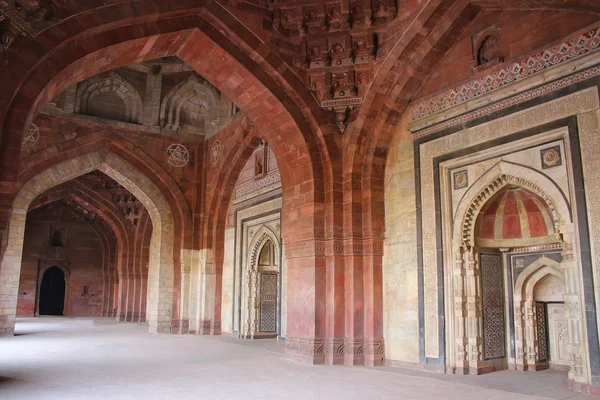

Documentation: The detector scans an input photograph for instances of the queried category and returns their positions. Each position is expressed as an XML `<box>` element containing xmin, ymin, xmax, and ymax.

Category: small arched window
<box><xmin>50</xmin><ymin>227</ymin><xmax>65</xmax><ymax>247</ymax></box>
<box><xmin>477</xmin><ymin>34</ymin><xmax>502</xmax><ymax>66</ymax></box>
<box><xmin>258</xmin><ymin>241</ymin><xmax>272</xmax><ymax>266</ymax></box>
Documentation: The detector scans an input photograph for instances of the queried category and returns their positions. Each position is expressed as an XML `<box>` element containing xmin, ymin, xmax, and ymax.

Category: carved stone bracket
<box><xmin>321</xmin><ymin>97</ymin><xmax>361</xmax><ymax>132</ymax></box>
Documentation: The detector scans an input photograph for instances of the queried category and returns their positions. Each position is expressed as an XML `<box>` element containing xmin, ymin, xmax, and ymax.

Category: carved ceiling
<box><xmin>77</xmin><ymin>171</ymin><xmax>145</xmax><ymax>229</ymax></box>
<box><xmin>259</xmin><ymin>0</ymin><xmax>399</xmax><ymax>130</ymax></box>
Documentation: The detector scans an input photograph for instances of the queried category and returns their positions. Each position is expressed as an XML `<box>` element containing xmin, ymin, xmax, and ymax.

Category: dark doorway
<box><xmin>39</xmin><ymin>267</ymin><xmax>65</xmax><ymax>315</ymax></box>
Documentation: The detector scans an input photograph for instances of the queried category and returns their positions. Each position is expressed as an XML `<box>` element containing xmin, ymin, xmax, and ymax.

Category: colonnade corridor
<box><xmin>0</xmin><ymin>318</ymin><xmax>592</xmax><ymax>400</ymax></box>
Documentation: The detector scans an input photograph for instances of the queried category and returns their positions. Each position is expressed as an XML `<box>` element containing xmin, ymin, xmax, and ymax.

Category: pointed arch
<box><xmin>514</xmin><ymin>256</ymin><xmax>564</xmax><ymax>302</ymax></box>
<box><xmin>75</xmin><ymin>72</ymin><xmax>143</xmax><ymax>124</ymax></box>
<box><xmin>453</xmin><ymin>162</ymin><xmax>570</xmax><ymax>248</ymax></box>
<box><xmin>160</xmin><ymin>76</ymin><xmax>220</xmax><ymax>134</ymax></box>
<box><xmin>247</xmin><ymin>225</ymin><xmax>280</xmax><ymax>273</ymax></box>
<box><xmin>0</xmin><ymin>149</ymin><xmax>174</xmax><ymax>334</ymax></box>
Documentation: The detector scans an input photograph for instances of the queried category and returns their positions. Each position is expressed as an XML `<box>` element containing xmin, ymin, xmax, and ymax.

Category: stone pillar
<box><xmin>561</xmin><ymin>238</ymin><xmax>587</xmax><ymax>383</ymax></box>
<box><xmin>465</xmin><ymin>248</ymin><xmax>484</xmax><ymax>372</ymax></box>
<box><xmin>197</xmin><ymin>249</ymin><xmax>219</xmax><ymax>335</ymax></box>
<box><xmin>143</xmin><ymin>66</ymin><xmax>162</xmax><ymax>127</ymax></box>
<box><xmin>324</xmin><ymin>239</ymin><xmax>344</xmax><ymax>365</ymax></box>
<box><xmin>344</xmin><ymin>244</ymin><xmax>364</xmax><ymax>366</ymax></box>
<box><xmin>454</xmin><ymin>243</ymin><xmax>469</xmax><ymax>372</ymax></box>
<box><xmin>513</xmin><ymin>300</ymin><xmax>527</xmax><ymax>370</ymax></box>
<box><xmin>364</xmin><ymin>238</ymin><xmax>385</xmax><ymax>366</ymax></box>
<box><xmin>139</xmin><ymin>273</ymin><xmax>147</xmax><ymax>322</ymax></box>
<box><xmin>284</xmin><ymin>239</ymin><xmax>326</xmax><ymax>365</ymax></box>
<box><xmin>62</xmin><ymin>86</ymin><xmax>77</xmax><ymax>114</ymax></box>
<box><xmin>188</xmin><ymin>249</ymin><xmax>201</xmax><ymax>333</ymax></box>
<box><xmin>178</xmin><ymin>250</ymin><xmax>192</xmax><ymax>334</ymax></box>
<box><xmin>116</xmin><ymin>272</ymin><xmax>128</xmax><ymax>321</ymax></box>
<box><xmin>0</xmin><ymin>210</ymin><xmax>26</xmax><ymax>335</ymax></box>
<box><xmin>524</xmin><ymin>300</ymin><xmax>538</xmax><ymax>368</ymax></box>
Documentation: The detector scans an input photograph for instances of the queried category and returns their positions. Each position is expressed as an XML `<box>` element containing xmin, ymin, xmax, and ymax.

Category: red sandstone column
<box><xmin>344</xmin><ymin>245</ymin><xmax>365</xmax><ymax>365</ymax></box>
<box><xmin>285</xmin><ymin>240</ymin><xmax>327</xmax><ymax>364</ymax></box>
<box><xmin>363</xmin><ymin>238</ymin><xmax>384</xmax><ymax>366</ymax></box>
<box><xmin>324</xmin><ymin>239</ymin><xmax>345</xmax><ymax>365</ymax></box>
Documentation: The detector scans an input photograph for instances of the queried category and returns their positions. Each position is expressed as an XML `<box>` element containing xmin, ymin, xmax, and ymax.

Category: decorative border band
<box><xmin>411</xmin><ymin>26</ymin><xmax>600</xmax><ymax>121</ymax></box>
<box><xmin>414</xmin><ymin>66</ymin><xmax>600</xmax><ymax>139</ymax></box>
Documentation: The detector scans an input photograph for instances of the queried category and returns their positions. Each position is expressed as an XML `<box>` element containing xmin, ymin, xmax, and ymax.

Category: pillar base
<box><xmin>568</xmin><ymin>379</ymin><xmax>600</xmax><ymax>397</ymax></box>
<box><xmin>344</xmin><ymin>339</ymin><xmax>365</xmax><ymax>366</ymax></box>
<box><xmin>200</xmin><ymin>320</ymin><xmax>221</xmax><ymax>335</ymax></box>
<box><xmin>324</xmin><ymin>338</ymin><xmax>344</xmax><ymax>365</ymax></box>
<box><xmin>285</xmin><ymin>337</ymin><xmax>325</xmax><ymax>364</ymax></box>
<box><xmin>0</xmin><ymin>315</ymin><xmax>15</xmax><ymax>336</ymax></box>
<box><xmin>364</xmin><ymin>339</ymin><xmax>385</xmax><ymax>367</ymax></box>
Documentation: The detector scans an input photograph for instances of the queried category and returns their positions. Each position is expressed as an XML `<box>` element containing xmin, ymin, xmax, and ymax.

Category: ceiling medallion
<box><xmin>166</xmin><ymin>143</ymin><xmax>190</xmax><ymax>167</ymax></box>
<box><xmin>22</xmin><ymin>123</ymin><xmax>39</xmax><ymax>148</ymax></box>
<box><xmin>210</xmin><ymin>140</ymin><xmax>221</xmax><ymax>165</ymax></box>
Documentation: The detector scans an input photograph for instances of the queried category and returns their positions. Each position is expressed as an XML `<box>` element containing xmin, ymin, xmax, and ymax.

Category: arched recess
<box><xmin>36</xmin><ymin>263</ymin><xmax>71</xmax><ymax>317</ymax></box>
<box><xmin>513</xmin><ymin>257</ymin><xmax>566</xmax><ymax>371</ymax></box>
<box><xmin>75</xmin><ymin>72</ymin><xmax>144</xmax><ymax>124</ymax></box>
<box><xmin>160</xmin><ymin>76</ymin><xmax>219</xmax><ymax>134</ymax></box>
<box><xmin>19</xmin><ymin>129</ymin><xmax>194</xmax><ymax>329</ymax></box>
<box><xmin>27</xmin><ymin>182</ymin><xmax>143</xmax><ymax>322</ymax></box>
<box><xmin>452</xmin><ymin>162</ymin><xmax>570</xmax><ymax>246</ymax></box>
<box><xmin>448</xmin><ymin>163</ymin><xmax>587</xmax><ymax>383</ymax></box>
<box><xmin>241</xmin><ymin>224</ymin><xmax>281</xmax><ymax>339</ymax></box>
<box><xmin>0</xmin><ymin>149</ymin><xmax>174</xmax><ymax>335</ymax></box>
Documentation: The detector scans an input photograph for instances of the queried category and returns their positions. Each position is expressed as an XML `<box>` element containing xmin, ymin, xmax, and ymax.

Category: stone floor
<box><xmin>0</xmin><ymin>317</ymin><xmax>594</xmax><ymax>400</ymax></box>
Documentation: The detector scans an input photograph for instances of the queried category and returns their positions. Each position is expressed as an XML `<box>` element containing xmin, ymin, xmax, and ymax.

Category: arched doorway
<box><xmin>39</xmin><ymin>267</ymin><xmax>66</xmax><ymax>316</ymax></box>
<box><xmin>241</xmin><ymin>226</ymin><xmax>281</xmax><ymax>339</ymax></box>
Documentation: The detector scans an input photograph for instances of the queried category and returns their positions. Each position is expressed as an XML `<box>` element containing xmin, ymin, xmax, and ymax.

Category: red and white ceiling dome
<box><xmin>476</xmin><ymin>185</ymin><xmax>556</xmax><ymax>247</ymax></box>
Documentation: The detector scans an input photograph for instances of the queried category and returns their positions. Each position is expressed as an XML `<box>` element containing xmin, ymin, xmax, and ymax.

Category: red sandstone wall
<box><xmin>418</xmin><ymin>10</ymin><xmax>599</xmax><ymax>99</ymax></box>
<box><xmin>17</xmin><ymin>204</ymin><xmax>107</xmax><ymax>317</ymax></box>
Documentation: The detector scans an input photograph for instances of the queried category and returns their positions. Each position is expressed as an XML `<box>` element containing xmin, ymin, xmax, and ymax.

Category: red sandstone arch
<box><xmin>19</xmin><ymin>132</ymin><xmax>190</xmax><ymax>322</ymax></box>
<box><xmin>0</xmin><ymin>2</ymin><xmax>339</xmax><ymax>356</ymax></box>
<box><xmin>26</xmin><ymin>173</ymin><xmax>151</xmax><ymax>322</ymax></box>
<box><xmin>25</xmin><ymin>199</ymin><xmax>115</xmax><ymax>317</ymax></box>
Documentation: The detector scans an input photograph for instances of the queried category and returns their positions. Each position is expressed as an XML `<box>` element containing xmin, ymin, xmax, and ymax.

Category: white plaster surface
<box><xmin>0</xmin><ymin>318</ymin><xmax>593</xmax><ymax>400</ymax></box>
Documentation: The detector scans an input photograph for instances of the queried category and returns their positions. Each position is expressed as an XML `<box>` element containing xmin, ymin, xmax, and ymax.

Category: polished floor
<box><xmin>0</xmin><ymin>318</ymin><xmax>594</xmax><ymax>399</ymax></box>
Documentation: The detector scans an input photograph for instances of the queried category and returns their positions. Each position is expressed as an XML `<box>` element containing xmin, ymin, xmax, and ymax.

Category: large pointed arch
<box><xmin>0</xmin><ymin>149</ymin><xmax>174</xmax><ymax>335</ymax></box>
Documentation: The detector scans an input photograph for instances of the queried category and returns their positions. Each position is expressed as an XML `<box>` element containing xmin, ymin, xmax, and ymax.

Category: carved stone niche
<box><xmin>274</xmin><ymin>7</ymin><xmax>300</xmax><ymax>34</ymax></box>
<box><xmin>349</xmin><ymin>1</ymin><xmax>370</xmax><ymax>29</ymax></box>
<box><xmin>472</xmin><ymin>23</ymin><xmax>503</xmax><ymax>70</ymax></box>
<box><xmin>325</xmin><ymin>2</ymin><xmax>345</xmax><ymax>32</ymax></box>
<box><xmin>332</xmin><ymin>71</ymin><xmax>351</xmax><ymax>98</ymax></box>
<box><xmin>352</xmin><ymin>35</ymin><xmax>370</xmax><ymax>64</ymax></box>
<box><xmin>328</xmin><ymin>37</ymin><xmax>352</xmax><ymax>67</ymax></box>
<box><xmin>309</xmin><ymin>72</ymin><xmax>327</xmax><ymax>101</ymax></box>
<box><xmin>354</xmin><ymin>69</ymin><xmax>370</xmax><ymax>97</ymax></box>
<box><xmin>372</xmin><ymin>0</ymin><xmax>393</xmax><ymax>26</ymax></box>
<box><xmin>308</xmin><ymin>40</ymin><xmax>327</xmax><ymax>68</ymax></box>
